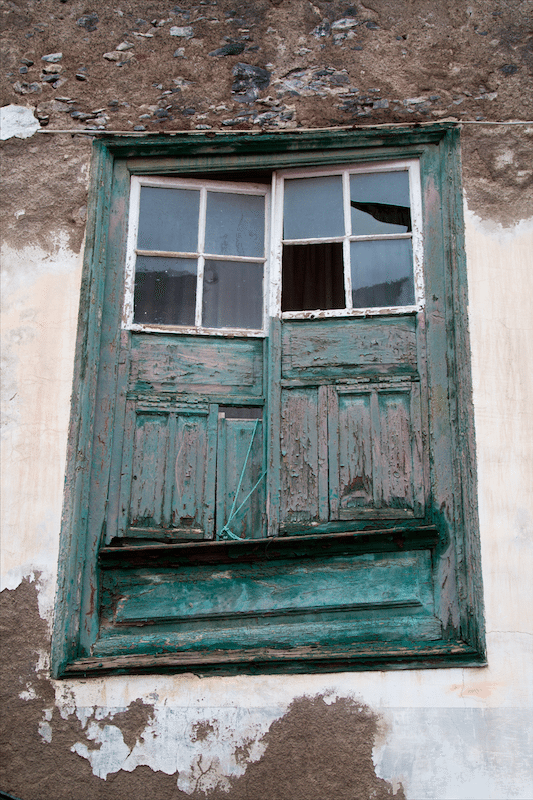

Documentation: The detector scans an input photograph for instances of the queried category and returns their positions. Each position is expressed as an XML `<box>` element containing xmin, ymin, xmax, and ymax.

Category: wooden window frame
<box><xmin>52</xmin><ymin>126</ymin><xmax>486</xmax><ymax>678</ymax></box>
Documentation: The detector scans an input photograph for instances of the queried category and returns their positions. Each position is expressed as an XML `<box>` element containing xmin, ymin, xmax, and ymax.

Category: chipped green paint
<box><xmin>52</xmin><ymin>126</ymin><xmax>485</xmax><ymax>678</ymax></box>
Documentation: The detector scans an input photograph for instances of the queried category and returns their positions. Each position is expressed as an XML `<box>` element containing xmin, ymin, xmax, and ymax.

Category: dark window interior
<box><xmin>281</xmin><ymin>242</ymin><xmax>345</xmax><ymax>312</ymax></box>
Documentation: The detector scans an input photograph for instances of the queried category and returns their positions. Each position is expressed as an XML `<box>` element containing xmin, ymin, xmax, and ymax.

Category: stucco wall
<box><xmin>1</xmin><ymin>1</ymin><xmax>532</xmax><ymax>797</ymax></box>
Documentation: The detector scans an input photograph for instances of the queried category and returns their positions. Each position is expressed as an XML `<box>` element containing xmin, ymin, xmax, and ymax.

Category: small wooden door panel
<box><xmin>216</xmin><ymin>414</ymin><xmax>265</xmax><ymax>540</ymax></box>
<box><xmin>117</xmin><ymin>403</ymin><xmax>216</xmax><ymax>541</ymax></box>
<box><xmin>279</xmin><ymin>387</ymin><xmax>328</xmax><ymax>526</ymax></box>
<box><xmin>329</xmin><ymin>382</ymin><xmax>425</xmax><ymax>520</ymax></box>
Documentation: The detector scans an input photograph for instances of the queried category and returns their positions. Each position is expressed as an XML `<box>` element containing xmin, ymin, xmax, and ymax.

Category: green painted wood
<box><xmin>266</xmin><ymin>316</ymin><xmax>282</xmax><ymax>537</ymax></box>
<box><xmin>52</xmin><ymin>141</ymin><xmax>116</xmax><ymax>675</ymax></box>
<box><xmin>103</xmin><ymin>550</ymin><xmax>433</xmax><ymax>625</ymax></box>
<box><xmin>281</xmin><ymin>317</ymin><xmax>418</xmax><ymax>380</ymax></box>
<box><xmin>63</xmin><ymin>638</ymin><xmax>484</xmax><ymax>679</ymax></box>
<box><xmin>52</xmin><ymin>125</ymin><xmax>485</xmax><ymax>678</ymax></box>
<box><xmin>80</xmin><ymin>155</ymin><xmax>132</xmax><ymax>656</ymax></box>
<box><xmin>99</xmin><ymin>524</ymin><xmax>441</xmax><ymax>569</ymax></box>
<box><xmin>129</xmin><ymin>333</ymin><xmax>263</xmax><ymax>396</ymax></box>
<box><xmin>280</xmin><ymin>387</ymin><xmax>320</xmax><ymax>525</ymax></box>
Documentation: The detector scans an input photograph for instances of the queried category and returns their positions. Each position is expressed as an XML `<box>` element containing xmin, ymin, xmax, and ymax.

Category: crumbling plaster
<box><xmin>2</xmin><ymin>135</ymin><xmax>532</xmax><ymax>798</ymax></box>
<box><xmin>1</xmin><ymin>1</ymin><xmax>532</xmax><ymax>797</ymax></box>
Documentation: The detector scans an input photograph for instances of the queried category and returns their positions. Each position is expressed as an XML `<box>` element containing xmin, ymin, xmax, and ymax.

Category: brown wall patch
<box><xmin>1</xmin><ymin>579</ymin><xmax>402</xmax><ymax>799</ymax></box>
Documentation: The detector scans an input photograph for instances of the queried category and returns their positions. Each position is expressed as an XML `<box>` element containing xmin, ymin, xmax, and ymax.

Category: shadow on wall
<box><xmin>0</xmin><ymin>579</ymin><xmax>403</xmax><ymax>800</ymax></box>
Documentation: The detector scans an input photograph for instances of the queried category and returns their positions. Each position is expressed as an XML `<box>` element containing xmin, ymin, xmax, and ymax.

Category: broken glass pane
<box><xmin>134</xmin><ymin>256</ymin><xmax>197</xmax><ymax>325</ymax></box>
<box><xmin>351</xmin><ymin>239</ymin><xmax>414</xmax><ymax>307</ymax></box>
<box><xmin>350</xmin><ymin>171</ymin><xmax>411</xmax><ymax>235</ymax></box>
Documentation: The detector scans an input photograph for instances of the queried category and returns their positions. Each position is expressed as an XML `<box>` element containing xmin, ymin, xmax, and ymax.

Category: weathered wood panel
<box><xmin>129</xmin><ymin>333</ymin><xmax>263</xmax><ymax>395</ymax></box>
<box><xmin>107</xmin><ymin>550</ymin><xmax>432</xmax><ymax>623</ymax></box>
<box><xmin>378</xmin><ymin>390</ymin><xmax>415</xmax><ymax>513</ymax></box>
<box><xmin>172</xmin><ymin>413</ymin><xmax>210</xmax><ymax>533</ymax></box>
<box><xmin>281</xmin><ymin>316</ymin><xmax>417</xmax><ymax>380</ymax></box>
<box><xmin>128</xmin><ymin>412</ymin><xmax>170</xmax><ymax>529</ymax></box>
<box><xmin>280</xmin><ymin>388</ymin><xmax>322</xmax><ymax>524</ymax></box>
<box><xmin>336</xmin><ymin>390</ymin><xmax>374</xmax><ymax>512</ymax></box>
<box><xmin>98</xmin><ymin>549</ymin><xmax>440</xmax><ymax>653</ymax></box>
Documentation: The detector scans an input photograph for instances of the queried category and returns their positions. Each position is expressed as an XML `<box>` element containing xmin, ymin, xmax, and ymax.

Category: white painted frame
<box><xmin>271</xmin><ymin>159</ymin><xmax>424</xmax><ymax>320</ymax></box>
<box><xmin>124</xmin><ymin>175</ymin><xmax>271</xmax><ymax>337</ymax></box>
<box><xmin>124</xmin><ymin>161</ymin><xmax>424</xmax><ymax>337</ymax></box>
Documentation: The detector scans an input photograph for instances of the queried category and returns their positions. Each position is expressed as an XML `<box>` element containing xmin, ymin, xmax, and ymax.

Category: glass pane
<box><xmin>283</xmin><ymin>175</ymin><xmax>344</xmax><ymax>239</ymax></box>
<box><xmin>205</xmin><ymin>192</ymin><xmax>265</xmax><ymax>257</ymax></box>
<box><xmin>350</xmin><ymin>171</ymin><xmax>411</xmax><ymax>235</ymax></box>
<box><xmin>350</xmin><ymin>239</ymin><xmax>414</xmax><ymax>307</ymax></box>
<box><xmin>137</xmin><ymin>186</ymin><xmax>200</xmax><ymax>252</ymax></box>
<box><xmin>134</xmin><ymin>256</ymin><xmax>197</xmax><ymax>325</ymax></box>
<box><xmin>202</xmin><ymin>260</ymin><xmax>263</xmax><ymax>329</ymax></box>
<box><xmin>282</xmin><ymin>242</ymin><xmax>345</xmax><ymax>312</ymax></box>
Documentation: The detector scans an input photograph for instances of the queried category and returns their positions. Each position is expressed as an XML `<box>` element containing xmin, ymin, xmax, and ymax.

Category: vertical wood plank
<box><xmin>163</xmin><ymin>412</ymin><xmax>177</xmax><ymax>527</ymax></box>
<box><xmin>129</xmin><ymin>412</ymin><xmax>169</xmax><ymax>527</ymax></box>
<box><xmin>173</xmin><ymin>414</ymin><xmax>208</xmax><ymax>533</ymax></box>
<box><xmin>217</xmin><ymin>417</ymin><xmax>265</xmax><ymax>539</ymax></box>
<box><xmin>267</xmin><ymin>316</ymin><xmax>282</xmax><ymax>536</ymax></box>
<box><xmin>117</xmin><ymin>399</ymin><xmax>137</xmax><ymax>536</ymax></box>
<box><xmin>337</xmin><ymin>389</ymin><xmax>374</xmax><ymax>514</ymax></box>
<box><xmin>280</xmin><ymin>387</ymin><xmax>320</xmax><ymax>524</ymax></box>
<box><xmin>204</xmin><ymin>404</ymin><xmax>219</xmax><ymax>538</ymax></box>
<box><xmin>378</xmin><ymin>390</ymin><xmax>413</xmax><ymax>512</ymax></box>
<box><xmin>370</xmin><ymin>388</ymin><xmax>383</xmax><ymax>509</ymax></box>
<box><xmin>327</xmin><ymin>386</ymin><xmax>340</xmax><ymax>520</ymax></box>
<box><xmin>317</xmin><ymin>386</ymin><xmax>329</xmax><ymax>521</ymax></box>
<box><xmin>410</xmin><ymin>381</ymin><xmax>425</xmax><ymax>517</ymax></box>
<box><xmin>105</xmin><ymin>330</ymin><xmax>131</xmax><ymax>544</ymax></box>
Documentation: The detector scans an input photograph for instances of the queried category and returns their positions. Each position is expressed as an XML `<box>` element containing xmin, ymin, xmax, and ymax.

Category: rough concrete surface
<box><xmin>0</xmin><ymin>579</ymin><xmax>403</xmax><ymax>799</ymax></box>
<box><xmin>1</xmin><ymin>0</ymin><xmax>532</xmax><ymax>134</ymax></box>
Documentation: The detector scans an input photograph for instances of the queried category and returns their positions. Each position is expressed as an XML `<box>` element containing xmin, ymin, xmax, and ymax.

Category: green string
<box><xmin>217</xmin><ymin>419</ymin><xmax>266</xmax><ymax>541</ymax></box>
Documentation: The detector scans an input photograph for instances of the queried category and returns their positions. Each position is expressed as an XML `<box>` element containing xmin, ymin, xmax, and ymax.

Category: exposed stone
<box><xmin>12</xmin><ymin>81</ymin><xmax>41</xmax><ymax>95</ymax></box>
<box><xmin>42</xmin><ymin>63</ymin><xmax>63</xmax><ymax>74</ymax></box>
<box><xmin>41</xmin><ymin>52</ymin><xmax>63</xmax><ymax>63</ymax></box>
<box><xmin>20</xmin><ymin>58</ymin><xmax>34</xmax><ymax>66</ymax></box>
<box><xmin>133</xmin><ymin>125</ymin><xmax>146</xmax><ymax>131</ymax></box>
<box><xmin>209</xmin><ymin>41</ymin><xmax>246</xmax><ymax>57</ymax></box>
<box><xmin>311</xmin><ymin>19</ymin><xmax>331</xmax><ymax>38</ymax></box>
<box><xmin>103</xmin><ymin>51</ymin><xmax>122</xmax><ymax>61</ymax></box>
<box><xmin>116</xmin><ymin>42</ymin><xmax>134</xmax><ymax>51</ymax></box>
<box><xmin>70</xmin><ymin>111</ymin><xmax>96</xmax><ymax>121</ymax></box>
<box><xmin>170</xmin><ymin>26</ymin><xmax>194</xmax><ymax>38</ymax></box>
<box><xmin>232</xmin><ymin>62</ymin><xmax>270</xmax><ymax>103</ymax></box>
<box><xmin>173</xmin><ymin>48</ymin><xmax>186</xmax><ymax>57</ymax></box>
<box><xmin>331</xmin><ymin>18</ymin><xmax>359</xmax><ymax>31</ymax></box>
<box><xmin>76</xmin><ymin>13</ymin><xmax>98</xmax><ymax>31</ymax></box>
<box><xmin>499</xmin><ymin>63</ymin><xmax>519</xmax><ymax>75</ymax></box>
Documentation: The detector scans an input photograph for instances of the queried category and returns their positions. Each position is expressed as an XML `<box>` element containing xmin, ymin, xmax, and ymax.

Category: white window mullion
<box><xmin>342</xmin><ymin>169</ymin><xmax>353</xmax><ymax>312</ymax></box>
<box><xmin>196</xmin><ymin>187</ymin><xmax>207</xmax><ymax>328</ymax></box>
<box><xmin>270</xmin><ymin>173</ymin><xmax>284</xmax><ymax>319</ymax></box>
<box><xmin>408</xmin><ymin>160</ymin><xmax>425</xmax><ymax>309</ymax></box>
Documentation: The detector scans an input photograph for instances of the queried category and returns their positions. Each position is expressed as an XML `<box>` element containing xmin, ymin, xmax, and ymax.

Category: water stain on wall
<box><xmin>1</xmin><ymin>578</ymin><xmax>403</xmax><ymax>799</ymax></box>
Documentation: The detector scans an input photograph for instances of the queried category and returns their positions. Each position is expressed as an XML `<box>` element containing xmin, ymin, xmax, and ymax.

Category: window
<box><xmin>52</xmin><ymin>127</ymin><xmax>485</xmax><ymax>677</ymax></box>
